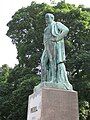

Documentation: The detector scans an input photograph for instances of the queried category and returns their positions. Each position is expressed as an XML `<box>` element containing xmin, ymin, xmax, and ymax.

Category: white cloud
<box><xmin>0</xmin><ymin>0</ymin><xmax>33</xmax><ymax>68</ymax></box>
<box><xmin>66</xmin><ymin>0</ymin><xmax>90</xmax><ymax>7</ymax></box>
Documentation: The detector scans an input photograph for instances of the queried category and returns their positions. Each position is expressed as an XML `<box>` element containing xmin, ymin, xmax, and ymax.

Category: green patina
<box><xmin>34</xmin><ymin>13</ymin><xmax>73</xmax><ymax>91</ymax></box>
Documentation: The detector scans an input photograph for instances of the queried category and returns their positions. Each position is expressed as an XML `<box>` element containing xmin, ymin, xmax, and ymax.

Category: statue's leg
<box><xmin>50</xmin><ymin>59</ymin><xmax>57</xmax><ymax>82</ymax></box>
<box><xmin>41</xmin><ymin>50</ymin><xmax>49</xmax><ymax>82</ymax></box>
<box><xmin>48</xmin><ymin>43</ymin><xmax>57</xmax><ymax>83</ymax></box>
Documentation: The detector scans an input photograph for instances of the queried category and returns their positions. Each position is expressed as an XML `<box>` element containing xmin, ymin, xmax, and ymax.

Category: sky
<box><xmin>0</xmin><ymin>0</ymin><xmax>90</xmax><ymax>68</ymax></box>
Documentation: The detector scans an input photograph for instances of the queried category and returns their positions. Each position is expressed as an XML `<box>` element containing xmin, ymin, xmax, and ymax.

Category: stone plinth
<box><xmin>27</xmin><ymin>88</ymin><xmax>79</xmax><ymax>120</ymax></box>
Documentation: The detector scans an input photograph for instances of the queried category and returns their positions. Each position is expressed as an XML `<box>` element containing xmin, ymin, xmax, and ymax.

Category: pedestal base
<box><xmin>27</xmin><ymin>88</ymin><xmax>79</xmax><ymax>120</ymax></box>
<box><xmin>34</xmin><ymin>82</ymin><xmax>73</xmax><ymax>92</ymax></box>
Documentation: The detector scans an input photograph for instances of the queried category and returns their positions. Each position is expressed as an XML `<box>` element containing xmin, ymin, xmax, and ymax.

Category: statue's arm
<box><xmin>56</xmin><ymin>22</ymin><xmax>69</xmax><ymax>41</ymax></box>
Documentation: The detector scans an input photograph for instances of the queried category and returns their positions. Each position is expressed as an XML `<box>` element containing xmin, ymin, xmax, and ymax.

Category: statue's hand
<box><xmin>51</xmin><ymin>35</ymin><xmax>62</xmax><ymax>42</ymax></box>
<box><xmin>52</xmin><ymin>39</ymin><xmax>57</xmax><ymax>42</ymax></box>
<box><xmin>51</xmin><ymin>37</ymin><xmax>57</xmax><ymax>42</ymax></box>
<box><xmin>56</xmin><ymin>35</ymin><xmax>62</xmax><ymax>42</ymax></box>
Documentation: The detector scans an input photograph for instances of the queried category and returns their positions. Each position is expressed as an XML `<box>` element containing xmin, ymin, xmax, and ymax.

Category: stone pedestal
<box><xmin>27</xmin><ymin>88</ymin><xmax>79</xmax><ymax>120</ymax></box>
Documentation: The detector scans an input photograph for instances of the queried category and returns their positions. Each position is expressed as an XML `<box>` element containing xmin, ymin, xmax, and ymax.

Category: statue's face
<box><xmin>45</xmin><ymin>16</ymin><xmax>53</xmax><ymax>24</ymax></box>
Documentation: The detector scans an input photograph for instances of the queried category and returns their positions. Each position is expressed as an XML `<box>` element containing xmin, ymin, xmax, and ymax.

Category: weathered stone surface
<box><xmin>27</xmin><ymin>88</ymin><xmax>79</xmax><ymax>120</ymax></box>
<box><xmin>27</xmin><ymin>90</ymin><xmax>41</xmax><ymax>120</ymax></box>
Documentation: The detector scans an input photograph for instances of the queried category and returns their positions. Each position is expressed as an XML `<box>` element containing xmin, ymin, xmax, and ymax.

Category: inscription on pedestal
<box><xmin>27</xmin><ymin>91</ymin><xmax>41</xmax><ymax>120</ymax></box>
<box><xmin>27</xmin><ymin>88</ymin><xmax>79</xmax><ymax>120</ymax></box>
<box><xmin>31</xmin><ymin>106</ymin><xmax>38</xmax><ymax>113</ymax></box>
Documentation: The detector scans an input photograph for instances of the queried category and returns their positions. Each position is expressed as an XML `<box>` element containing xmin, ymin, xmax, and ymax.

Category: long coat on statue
<box><xmin>41</xmin><ymin>21</ymin><xmax>69</xmax><ymax>83</ymax></box>
<box><xmin>43</xmin><ymin>21</ymin><xmax>69</xmax><ymax>64</ymax></box>
<box><xmin>41</xmin><ymin>21</ymin><xmax>73</xmax><ymax>90</ymax></box>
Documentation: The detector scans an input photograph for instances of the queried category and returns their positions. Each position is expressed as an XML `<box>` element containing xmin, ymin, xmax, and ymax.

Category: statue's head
<box><xmin>45</xmin><ymin>13</ymin><xmax>54</xmax><ymax>24</ymax></box>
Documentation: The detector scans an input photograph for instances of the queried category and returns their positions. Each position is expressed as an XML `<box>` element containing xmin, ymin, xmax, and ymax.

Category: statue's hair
<box><xmin>45</xmin><ymin>13</ymin><xmax>54</xmax><ymax>20</ymax></box>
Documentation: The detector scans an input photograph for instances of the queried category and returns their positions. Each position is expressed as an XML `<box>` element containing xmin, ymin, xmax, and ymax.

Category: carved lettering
<box><xmin>31</xmin><ymin>106</ymin><xmax>38</xmax><ymax>113</ymax></box>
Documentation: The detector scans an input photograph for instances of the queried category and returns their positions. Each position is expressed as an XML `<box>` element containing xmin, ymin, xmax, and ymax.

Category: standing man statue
<box><xmin>40</xmin><ymin>13</ymin><xmax>73</xmax><ymax>90</ymax></box>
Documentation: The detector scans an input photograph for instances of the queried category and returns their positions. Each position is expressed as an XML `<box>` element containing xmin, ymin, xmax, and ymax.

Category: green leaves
<box><xmin>0</xmin><ymin>1</ymin><xmax>89</xmax><ymax>120</ymax></box>
<box><xmin>0</xmin><ymin>65</ymin><xmax>40</xmax><ymax>120</ymax></box>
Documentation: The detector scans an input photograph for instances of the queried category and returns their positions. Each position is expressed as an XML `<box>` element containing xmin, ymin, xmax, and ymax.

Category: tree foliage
<box><xmin>0</xmin><ymin>65</ymin><xmax>40</xmax><ymax>120</ymax></box>
<box><xmin>0</xmin><ymin>1</ymin><xmax>90</xmax><ymax>120</ymax></box>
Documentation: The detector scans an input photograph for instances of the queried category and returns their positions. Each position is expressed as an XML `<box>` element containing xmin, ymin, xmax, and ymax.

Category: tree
<box><xmin>1</xmin><ymin>1</ymin><xmax>89</xmax><ymax>120</ymax></box>
<box><xmin>0</xmin><ymin>64</ymin><xmax>40</xmax><ymax>120</ymax></box>
<box><xmin>0</xmin><ymin>64</ymin><xmax>10</xmax><ymax>83</ymax></box>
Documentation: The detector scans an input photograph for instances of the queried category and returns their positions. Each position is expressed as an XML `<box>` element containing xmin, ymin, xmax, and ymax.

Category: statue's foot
<box><xmin>49</xmin><ymin>80</ymin><xmax>53</xmax><ymax>83</ymax></box>
<box><xmin>62</xmin><ymin>82</ymin><xmax>73</xmax><ymax>90</ymax></box>
<box><xmin>50</xmin><ymin>78</ymin><xmax>57</xmax><ymax>83</ymax></box>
